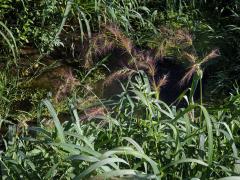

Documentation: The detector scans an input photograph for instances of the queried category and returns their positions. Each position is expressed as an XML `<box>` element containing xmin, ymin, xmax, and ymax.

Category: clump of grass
<box><xmin>0</xmin><ymin>98</ymin><xmax>160</xmax><ymax>179</ymax></box>
<box><xmin>82</xmin><ymin>25</ymin><xmax>220</xmax><ymax>104</ymax></box>
<box><xmin>0</xmin><ymin>21</ymin><xmax>19</xmax><ymax>65</ymax></box>
<box><xmin>1</xmin><ymin>72</ymin><xmax>239</xmax><ymax>179</ymax></box>
<box><xmin>82</xmin><ymin>25</ymin><xmax>167</xmax><ymax>98</ymax></box>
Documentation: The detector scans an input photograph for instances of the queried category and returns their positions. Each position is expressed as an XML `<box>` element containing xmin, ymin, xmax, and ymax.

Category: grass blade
<box><xmin>199</xmin><ymin>105</ymin><xmax>213</xmax><ymax>165</ymax></box>
<box><xmin>162</xmin><ymin>158</ymin><xmax>208</xmax><ymax>170</ymax></box>
<box><xmin>42</xmin><ymin>99</ymin><xmax>65</xmax><ymax>143</ymax></box>
<box><xmin>74</xmin><ymin>158</ymin><xmax>128</xmax><ymax>179</ymax></box>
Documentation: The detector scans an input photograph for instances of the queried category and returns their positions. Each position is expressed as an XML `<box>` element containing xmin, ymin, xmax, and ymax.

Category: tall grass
<box><xmin>0</xmin><ymin>21</ymin><xmax>18</xmax><ymax>65</ymax></box>
<box><xmin>1</xmin><ymin>72</ymin><xmax>239</xmax><ymax>179</ymax></box>
<box><xmin>0</xmin><ymin>0</ymin><xmax>240</xmax><ymax>179</ymax></box>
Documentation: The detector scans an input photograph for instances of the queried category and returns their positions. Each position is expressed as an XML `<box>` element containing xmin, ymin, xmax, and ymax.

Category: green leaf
<box><xmin>102</xmin><ymin>147</ymin><xmax>160</xmax><ymax>179</ymax></box>
<box><xmin>45</xmin><ymin>163</ymin><xmax>58</xmax><ymax>179</ymax></box>
<box><xmin>68</xmin><ymin>155</ymin><xmax>99</xmax><ymax>162</ymax></box>
<box><xmin>99</xmin><ymin>169</ymin><xmax>137</xmax><ymax>179</ymax></box>
<box><xmin>162</xmin><ymin>158</ymin><xmax>208</xmax><ymax>170</ymax></box>
<box><xmin>218</xmin><ymin>177</ymin><xmax>240</xmax><ymax>180</ymax></box>
<box><xmin>42</xmin><ymin>99</ymin><xmax>65</xmax><ymax>143</ymax></box>
<box><xmin>199</xmin><ymin>105</ymin><xmax>213</xmax><ymax>165</ymax></box>
<box><xmin>74</xmin><ymin>158</ymin><xmax>128</xmax><ymax>179</ymax></box>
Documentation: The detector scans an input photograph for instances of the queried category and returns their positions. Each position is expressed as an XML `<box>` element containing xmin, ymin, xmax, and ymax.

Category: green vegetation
<box><xmin>0</xmin><ymin>0</ymin><xmax>240</xmax><ymax>179</ymax></box>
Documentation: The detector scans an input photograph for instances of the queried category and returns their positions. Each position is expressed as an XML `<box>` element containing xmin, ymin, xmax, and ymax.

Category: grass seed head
<box><xmin>201</xmin><ymin>49</ymin><xmax>220</xmax><ymax>64</ymax></box>
<box><xmin>182</xmin><ymin>52</ymin><xmax>197</xmax><ymax>64</ymax></box>
<box><xmin>103</xmin><ymin>68</ymin><xmax>136</xmax><ymax>88</ymax></box>
<box><xmin>180</xmin><ymin>65</ymin><xmax>197</xmax><ymax>86</ymax></box>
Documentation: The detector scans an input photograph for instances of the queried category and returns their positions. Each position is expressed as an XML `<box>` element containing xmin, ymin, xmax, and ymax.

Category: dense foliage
<box><xmin>0</xmin><ymin>0</ymin><xmax>240</xmax><ymax>179</ymax></box>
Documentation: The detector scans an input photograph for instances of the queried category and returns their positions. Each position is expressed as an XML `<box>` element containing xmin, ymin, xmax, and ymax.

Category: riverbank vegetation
<box><xmin>0</xmin><ymin>1</ymin><xmax>240</xmax><ymax>179</ymax></box>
